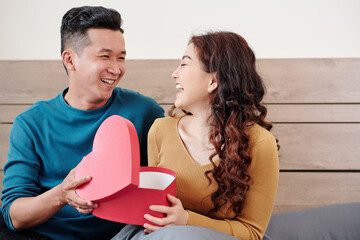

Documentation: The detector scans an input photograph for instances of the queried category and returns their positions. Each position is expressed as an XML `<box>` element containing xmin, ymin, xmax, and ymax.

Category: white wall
<box><xmin>0</xmin><ymin>0</ymin><xmax>359</xmax><ymax>60</ymax></box>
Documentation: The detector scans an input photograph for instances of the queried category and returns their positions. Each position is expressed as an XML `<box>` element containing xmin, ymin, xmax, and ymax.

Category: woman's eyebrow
<box><xmin>182</xmin><ymin>55</ymin><xmax>192</xmax><ymax>60</ymax></box>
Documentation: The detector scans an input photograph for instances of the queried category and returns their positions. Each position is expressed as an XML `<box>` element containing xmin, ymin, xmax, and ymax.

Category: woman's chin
<box><xmin>174</xmin><ymin>100</ymin><xmax>181</xmax><ymax>109</ymax></box>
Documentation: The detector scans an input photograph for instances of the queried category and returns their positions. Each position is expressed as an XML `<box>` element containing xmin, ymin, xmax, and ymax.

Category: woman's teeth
<box><xmin>176</xmin><ymin>84</ymin><xmax>184</xmax><ymax>90</ymax></box>
<box><xmin>101</xmin><ymin>78</ymin><xmax>115</xmax><ymax>85</ymax></box>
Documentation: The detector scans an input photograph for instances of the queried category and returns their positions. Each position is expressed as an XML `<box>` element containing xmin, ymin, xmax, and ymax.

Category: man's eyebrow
<box><xmin>98</xmin><ymin>48</ymin><xmax>127</xmax><ymax>55</ymax></box>
<box><xmin>182</xmin><ymin>55</ymin><xmax>192</xmax><ymax>60</ymax></box>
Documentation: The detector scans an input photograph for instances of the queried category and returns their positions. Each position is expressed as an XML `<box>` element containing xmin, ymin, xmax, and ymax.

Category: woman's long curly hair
<box><xmin>188</xmin><ymin>31</ymin><xmax>274</xmax><ymax>216</ymax></box>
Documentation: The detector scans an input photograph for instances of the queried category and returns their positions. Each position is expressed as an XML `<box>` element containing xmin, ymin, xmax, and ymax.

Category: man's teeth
<box><xmin>101</xmin><ymin>79</ymin><xmax>115</xmax><ymax>84</ymax></box>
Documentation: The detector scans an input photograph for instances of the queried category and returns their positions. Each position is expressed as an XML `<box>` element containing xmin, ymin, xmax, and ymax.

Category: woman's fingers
<box><xmin>167</xmin><ymin>194</ymin><xmax>180</xmax><ymax>204</ymax></box>
<box><xmin>144</xmin><ymin>213</ymin><xmax>171</xmax><ymax>226</ymax></box>
<box><xmin>143</xmin><ymin>222</ymin><xmax>161</xmax><ymax>232</ymax></box>
<box><xmin>149</xmin><ymin>205</ymin><xmax>171</xmax><ymax>214</ymax></box>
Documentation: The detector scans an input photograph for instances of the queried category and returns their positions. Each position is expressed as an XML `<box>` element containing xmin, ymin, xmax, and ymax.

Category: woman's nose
<box><xmin>172</xmin><ymin>66</ymin><xmax>180</xmax><ymax>79</ymax></box>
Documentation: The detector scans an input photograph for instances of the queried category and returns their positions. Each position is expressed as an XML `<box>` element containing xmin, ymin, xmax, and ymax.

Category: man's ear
<box><xmin>62</xmin><ymin>49</ymin><xmax>76</xmax><ymax>72</ymax></box>
<box><xmin>208</xmin><ymin>73</ymin><xmax>218</xmax><ymax>93</ymax></box>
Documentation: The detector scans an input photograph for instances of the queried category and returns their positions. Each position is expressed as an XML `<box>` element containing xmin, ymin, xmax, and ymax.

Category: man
<box><xmin>1</xmin><ymin>6</ymin><xmax>164</xmax><ymax>240</ymax></box>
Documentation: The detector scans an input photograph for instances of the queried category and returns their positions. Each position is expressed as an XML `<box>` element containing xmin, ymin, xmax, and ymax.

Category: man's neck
<box><xmin>63</xmin><ymin>90</ymin><xmax>108</xmax><ymax>110</ymax></box>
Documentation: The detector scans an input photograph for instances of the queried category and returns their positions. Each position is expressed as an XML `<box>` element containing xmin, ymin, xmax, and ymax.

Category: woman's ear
<box><xmin>208</xmin><ymin>73</ymin><xmax>218</xmax><ymax>93</ymax></box>
<box><xmin>62</xmin><ymin>49</ymin><xmax>76</xmax><ymax>72</ymax></box>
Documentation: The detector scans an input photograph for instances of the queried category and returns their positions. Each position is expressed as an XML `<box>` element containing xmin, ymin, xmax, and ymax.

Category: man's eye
<box><xmin>101</xmin><ymin>55</ymin><xmax>109</xmax><ymax>58</ymax></box>
<box><xmin>118</xmin><ymin>57</ymin><xmax>125</xmax><ymax>60</ymax></box>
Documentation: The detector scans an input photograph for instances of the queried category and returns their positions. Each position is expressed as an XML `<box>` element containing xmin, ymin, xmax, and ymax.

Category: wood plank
<box><xmin>2</xmin><ymin>123</ymin><xmax>360</xmax><ymax>170</ymax></box>
<box><xmin>0</xmin><ymin>61</ymin><xmax>68</xmax><ymax>104</ymax></box>
<box><xmin>0</xmin><ymin>170</ymin><xmax>3</xmax><ymax>196</ymax></box>
<box><xmin>164</xmin><ymin>104</ymin><xmax>360</xmax><ymax>123</ymax></box>
<box><xmin>124</xmin><ymin>59</ymin><xmax>360</xmax><ymax>104</ymax></box>
<box><xmin>259</xmin><ymin>58</ymin><xmax>360</xmax><ymax>103</ymax></box>
<box><xmin>2</xmin><ymin>104</ymin><xmax>360</xmax><ymax>124</ymax></box>
<box><xmin>0</xmin><ymin>60</ymin><xmax>178</xmax><ymax>104</ymax></box>
<box><xmin>1</xmin><ymin>59</ymin><xmax>360</xmax><ymax>104</ymax></box>
<box><xmin>273</xmin><ymin>172</ymin><xmax>360</xmax><ymax>213</ymax></box>
<box><xmin>266</xmin><ymin>104</ymin><xmax>360</xmax><ymax>123</ymax></box>
<box><xmin>0</xmin><ymin>171</ymin><xmax>4</xmax><ymax>206</ymax></box>
<box><xmin>157</xmin><ymin>114</ymin><xmax>360</xmax><ymax>170</ymax></box>
<box><xmin>0</xmin><ymin>105</ymin><xmax>32</xmax><ymax>123</ymax></box>
<box><xmin>121</xmin><ymin>60</ymin><xmax>178</xmax><ymax>104</ymax></box>
<box><xmin>0</xmin><ymin>125</ymin><xmax>11</xmax><ymax>169</ymax></box>
<box><xmin>273</xmin><ymin>124</ymin><xmax>360</xmax><ymax>170</ymax></box>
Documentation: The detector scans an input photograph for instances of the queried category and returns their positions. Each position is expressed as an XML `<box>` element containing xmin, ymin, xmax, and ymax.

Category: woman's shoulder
<box><xmin>152</xmin><ymin>115</ymin><xmax>184</xmax><ymax>128</ymax></box>
<box><xmin>149</xmin><ymin>115</ymin><xmax>184</xmax><ymax>143</ymax></box>
<box><xmin>249</xmin><ymin>123</ymin><xmax>276</xmax><ymax>145</ymax></box>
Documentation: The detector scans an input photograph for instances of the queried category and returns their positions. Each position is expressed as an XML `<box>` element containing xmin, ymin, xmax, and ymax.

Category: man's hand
<box><xmin>9</xmin><ymin>167</ymin><xmax>98</xmax><ymax>230</ymax></box>
<box><xmin>59</xmin><ymin>168</ymin><xmax>98</xmax><ymax>213</ymax></box>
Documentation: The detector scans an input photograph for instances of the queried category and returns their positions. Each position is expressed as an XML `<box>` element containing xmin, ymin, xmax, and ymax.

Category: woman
<box><xmin>113</xmin><ymin>31</ymin><xmax>279</xmax><ymax>240</ymax></box>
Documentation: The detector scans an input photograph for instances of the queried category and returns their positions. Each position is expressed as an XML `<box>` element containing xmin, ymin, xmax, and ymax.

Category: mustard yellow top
<box><xmin>148</xmin><ymin>115</ymin><xmax>279</xmax><ymax>240</ymax></box>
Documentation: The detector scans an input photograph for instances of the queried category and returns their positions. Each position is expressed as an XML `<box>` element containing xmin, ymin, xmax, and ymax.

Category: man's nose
<box><xmin>108</xmin><ymin>61</ymin><xmax>122</xmax><ymax>75</ymax></box>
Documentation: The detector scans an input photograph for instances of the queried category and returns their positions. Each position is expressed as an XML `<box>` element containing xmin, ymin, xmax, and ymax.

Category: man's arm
<box><xmin>9</xmin><ymin>168</ymin><xmax>96</xmax><ymax>230</ymax></box>
<box><xmin>1</xmin><ymin>116</ymin><xmax>97</xmax><ymax>230</ymax></box>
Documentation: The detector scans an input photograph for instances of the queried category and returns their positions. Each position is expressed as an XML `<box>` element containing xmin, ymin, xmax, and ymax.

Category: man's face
<box><xmin>68</xmin><ymin>28</ymin><xmax>126</xmax><ymax>109</ymax></box>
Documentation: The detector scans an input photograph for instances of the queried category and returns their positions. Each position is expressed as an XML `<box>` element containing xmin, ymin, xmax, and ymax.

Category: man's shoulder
<box><xmin>112</xmin><ymin>87</ymin><xmax>163</xmax><ymax>113</ymax></box>
<box><xmin>114</xmin><ymin>87</ymin><xmax>157</xmax><ymax>103</ymax></box>
<box><xmin>15</xmin><ymin>94</ymin><xmax>61</xmax><ymax>123</ymax></box>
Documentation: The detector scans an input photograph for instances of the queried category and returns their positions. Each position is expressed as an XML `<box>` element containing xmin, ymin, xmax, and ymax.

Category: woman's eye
<box><xmin>101</xmin><ymin>55</ymin><xmax>109</xmax><ymax>58</ymax></box>
<box><xmin>181</xmin><ymin>63</ymin><xmax>186</xmax><ymax>67</ymax></box>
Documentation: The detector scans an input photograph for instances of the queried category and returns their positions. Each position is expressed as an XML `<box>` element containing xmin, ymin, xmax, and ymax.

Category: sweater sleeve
<box><xmin>147</xmin><ymin>119</ymin><xmax>160</xmax><ymax>167</ymax></box>
<box><xmin>138</xmin><ymin>102</ymin><xmax>164</xmax><ymax>166</ymax></box>
<box><xmin>1</xmin><ymin>116</ymin><xmax>42</xmax><ymax>231</ymax></box>
<box><xmin>187</xmin><ymin>135</ymin><xmax>279</xmax><ymax>240</ymax></box>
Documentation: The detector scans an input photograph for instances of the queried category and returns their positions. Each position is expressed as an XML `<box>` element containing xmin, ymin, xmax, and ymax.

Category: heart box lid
<box><xmin>75</xmin><ymin>115</ymin><xmax>140</xmax><ymax>201</ymax></box>
<box><xmin>75</xmin><ymin>115</ymin><xmax>176</xmax><ymax>225</ymax></box>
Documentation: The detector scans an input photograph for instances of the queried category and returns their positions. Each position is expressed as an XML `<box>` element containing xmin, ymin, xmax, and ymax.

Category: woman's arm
<box><xmin>147</xmin><ymin>126</ymin><xmax>278</xmax><ymax>239</ymax></box>
<box><xmin>184</xmin><ymin>136</ymin><xmax>279</xmax><ymax>239</ymax></box>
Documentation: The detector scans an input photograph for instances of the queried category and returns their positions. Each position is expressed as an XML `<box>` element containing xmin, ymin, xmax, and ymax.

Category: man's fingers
<box><xmin>76</xmin><ymin>206</ymin><xmax>94</xmax><ymax>214</ymax></box>
<box><xmin>63</xmin><ymin>175</ymin><xmax>91</xmax><ymax>191</ymax></box>
<box><xmin>73</xmin><ymin>176</ymin><xmax>92</xmax><ymax>188</ymax></box>
<box><xmin>67</xmin><ymin>191</ymin><xmax>98</xmax><ymax>209</ymax></box>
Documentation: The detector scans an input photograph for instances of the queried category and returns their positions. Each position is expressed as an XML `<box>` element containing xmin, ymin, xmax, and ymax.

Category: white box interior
<box><xmin>139</xmin><ymin>171</ymin><xmax>175</xmax><ymax>190</ymax></box>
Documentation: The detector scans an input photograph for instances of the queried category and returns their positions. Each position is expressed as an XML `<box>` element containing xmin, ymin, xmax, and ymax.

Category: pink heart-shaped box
<box><xmin>93</xmin><ymin>166</ymin><xmax>176</xmax><ymax>225</ymax></box>
<box><xmin>75</xmin><ymin>115</ymin><xmax>176</xmax><ymax>226</ymax></box>
<box><xmin>75</xmin><ymin>115</ymin><xmax>140</xmax><ymax>201</ymax></box>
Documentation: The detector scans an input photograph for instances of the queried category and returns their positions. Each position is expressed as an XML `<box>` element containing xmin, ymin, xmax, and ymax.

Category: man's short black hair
<box><xmin>60</xmin><ymin>6</ymin><xmax>124</xmax><ymax>55</ymax></box>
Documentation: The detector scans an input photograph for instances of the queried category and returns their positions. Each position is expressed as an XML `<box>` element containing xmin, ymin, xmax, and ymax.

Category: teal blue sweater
<box><xmin>1</xmin><ymin>87</ymin><xmax>164</xmax><ymax>240</ymax></box>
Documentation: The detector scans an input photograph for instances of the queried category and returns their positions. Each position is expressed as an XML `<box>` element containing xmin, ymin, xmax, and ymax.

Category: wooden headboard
<box><xmin>1</xmin><ymin>59</ymin><xmax>360</xmax><ymax>213</ymax></box>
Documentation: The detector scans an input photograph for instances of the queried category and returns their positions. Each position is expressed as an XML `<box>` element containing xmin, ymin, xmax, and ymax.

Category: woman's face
<box><xmin>172</xmin><ymin>43</ymin><xmax>216</xmax><ymax>113</ymax></box>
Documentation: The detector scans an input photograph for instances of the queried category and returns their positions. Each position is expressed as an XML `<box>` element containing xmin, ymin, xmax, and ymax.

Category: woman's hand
<box><xmin>143</xmin><ymin>194</ymin><xmax>189</xmax><ymax>233</ymax></box>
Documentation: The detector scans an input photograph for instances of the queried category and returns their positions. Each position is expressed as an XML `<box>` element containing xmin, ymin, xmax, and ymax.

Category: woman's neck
<box><xmin>178</xmin><ymin>110</ymin><xmax>216</xmax><ymax>165</ymax></box>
